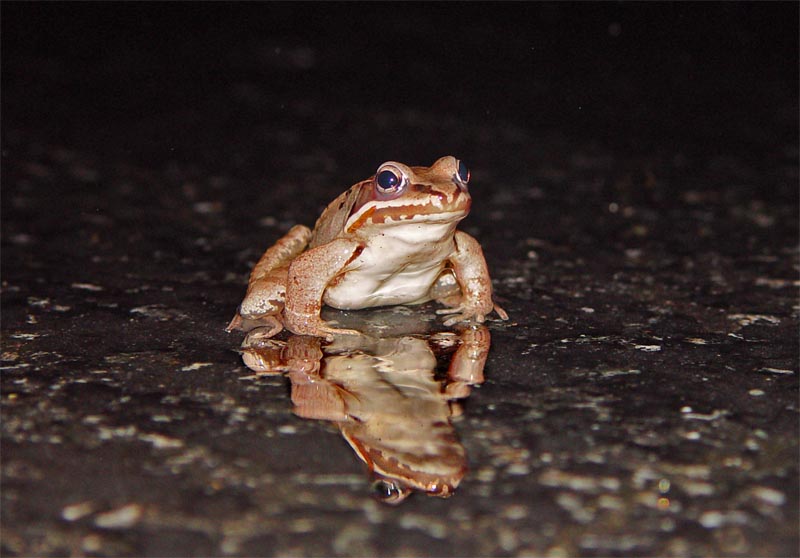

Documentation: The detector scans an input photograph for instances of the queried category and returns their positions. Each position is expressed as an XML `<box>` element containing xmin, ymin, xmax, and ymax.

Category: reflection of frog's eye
<box><xmin>375</xmin><ymin>165</ymin><xmax>408</xmax><ymax>196</ymax></box>
<box><xmin>372</xmin><ymin>479</ymin><xmax>404</xmax><ymax>503</ymax></box>
<box><xmin>456</xmin><ymin>160</ymin><xmax>470</xmax><ymax>185</ymax></box>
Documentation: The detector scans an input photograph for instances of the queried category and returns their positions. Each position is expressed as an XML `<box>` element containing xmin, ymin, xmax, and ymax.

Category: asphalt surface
<box><xmin>2</xmin><ymin>4</ymin><xmax>798</xmax><ymax>557</ymax></box>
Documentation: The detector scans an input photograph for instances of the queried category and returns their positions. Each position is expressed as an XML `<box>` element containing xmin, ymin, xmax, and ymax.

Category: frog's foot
<box><xmin>225</xmin><ymin>311</ymin><xmax>284</xmax><ymax>337</ymax></box>
<box><xmin>436</xmin><ymin>301</ymin><xmax>508</xmax><ymax>326</ymax></box>
<box><xmin>283</xmin><ymin>310</ymin><xmax>360</xmax><ymax>341</ymax></box>
<box><xmin>437</xmin><ymin>306</ymin><xmax>487</xmax><ymax>327</ymax></box>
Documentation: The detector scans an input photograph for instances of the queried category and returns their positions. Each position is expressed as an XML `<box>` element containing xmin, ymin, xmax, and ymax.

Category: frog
<box><xmin>227</xmin><ymin>156</ymin><xmax>508</xmax><ymax>339</ymax></box>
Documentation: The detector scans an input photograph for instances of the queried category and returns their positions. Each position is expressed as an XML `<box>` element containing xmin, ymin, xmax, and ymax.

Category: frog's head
<box><xmin>367</xmin><ymin>466</ymin><xmax>461</xmax><ymax>505</ymax></box>
<box><xmin>345</xmin><ymin>156</ymin><xmax>472</xmax><ymax>234</ymax></box>
<box><xmin>343</xmin><ymin>422</ymin><xmax>465</xmax><ymax>504</ymax></box>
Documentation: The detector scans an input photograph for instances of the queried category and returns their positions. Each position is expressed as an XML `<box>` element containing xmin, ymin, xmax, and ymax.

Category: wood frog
<box><xmin>227</xmin><ymin>156</ymin><xmax>507</xmax><ymax>339</ymax></box>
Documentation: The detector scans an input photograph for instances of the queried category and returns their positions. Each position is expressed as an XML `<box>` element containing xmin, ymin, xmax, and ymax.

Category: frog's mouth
<box><xmin>342</xmin><ymin>430</ymin><xmax>465</xmax><ymax>499</ymax></box>
<box><xmin>346</xmin><ymin>196</ymin><xmax>470</xmax><ymax>233</ymax></box>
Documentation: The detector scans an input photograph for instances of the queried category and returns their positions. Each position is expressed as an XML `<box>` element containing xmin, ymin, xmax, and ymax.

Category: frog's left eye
<box><xmin>456</xmin><ymin>160</ymin><xmax>470</xmax><ymax>185</ymax></box>
<box><xmin>374</xmin><ymin>164</ymin><xmax>408</xmax><ymax>196</ymax></box>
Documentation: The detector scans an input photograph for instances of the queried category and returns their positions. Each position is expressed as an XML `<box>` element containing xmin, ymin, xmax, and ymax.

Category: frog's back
<box><xmin>309</xmin><ymin>182</ymin><xmax>368</xmax><ymax>248</ymax></box>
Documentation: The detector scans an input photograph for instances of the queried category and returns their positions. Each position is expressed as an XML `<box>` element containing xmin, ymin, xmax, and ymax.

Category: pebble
<box><xmin>180</xmin><ymin>362</ymin><xmax>213</xmax><ymax>371</ymax></box>
<box><xmin>94</xmin><ymin>503</ymin><xmax>143</xmax><ymax>529</ymax></box>
<box><xmin>501</xmin><ymin>504</ymin><xmax>529</xmax><ymax>520</ymax></box>
<box><xmin>750</xmin><ymin>486</ymin><xmax>785</xmax><ymax>506</ymax></box>
<box><xmin>61</xmin><ymin>501</ymin><xmax>95</xmax><ymax>521</ymax></box>
<box><xmin>758</xmin><ymin>367</ymin><xmax>794</xmax><ymax>375</ymax></box>
<box><xmin>685</xmin><ymin>337</ymin><xmax>708</xmax><ymax>345</ymax></box>
<box><xmin>728</xmin><ymin>314</ymin><xmax>780</xmax><ymax>326</ymax></box>
<box><xmin>70</xmin><ymin>282</ymin><xmax>104</xmax><ymax>291</ymax></box>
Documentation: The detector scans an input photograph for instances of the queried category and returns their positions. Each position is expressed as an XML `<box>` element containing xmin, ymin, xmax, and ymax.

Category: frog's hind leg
<box><xmin>226</xmin><ymin>224</ymin><xmax>312</xmax><ymax>334</ymax></box>
<box><xmin>430</xmin><ymin>252</ymin><xmax>508</xmax><ymax>326</ymax></box>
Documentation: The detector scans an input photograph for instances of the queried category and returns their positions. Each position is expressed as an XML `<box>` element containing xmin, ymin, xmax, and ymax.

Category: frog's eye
<box><xmin>456</xmin><ymin>160</ymin><xmax>470</xmax><ymax>186</ymax></box>
<box><xmin>374</xmin><ymin>164</ymin><xmax>408</xmax><ymax>197</ymax></box>
<box><xmin>371</xmin><ymin>479</ymin><xmax>407</xmax><ymax>504</ymax></box>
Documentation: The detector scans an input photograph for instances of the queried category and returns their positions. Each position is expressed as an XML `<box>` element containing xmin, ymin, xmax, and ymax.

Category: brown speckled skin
<box><xmin>230</xmin><ymin>156</ymin><xmax>507</xmax><ymax>339</ymax></box>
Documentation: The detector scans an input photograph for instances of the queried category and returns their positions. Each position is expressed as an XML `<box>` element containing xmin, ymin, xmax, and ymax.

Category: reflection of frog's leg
<box><xmin>283</xmin><ymin>238</ymin><xmax>363</xmax><ymax>339</ymax></box>
<box><xmin>290</xmin><ymin>372</ymin><xmax>350</xmax><ymax>421</ymax></box>
<box><xmin>227</xmin><ymin>224</ymin><xmax>312</xmax><ymax>333</ymax></box>
<box><xmin>436</xmin><ymin>231</ymin><xmax>509</xmax><ymax>325</ymax></box>
<box><xmin>446</xmin><ymin>324</ymin><xmax>491</xmax><ymax>390</ymax></box>
<box><xmin>239</xmin><ymin>327</ymin><xmax>289</xmax><ymax>374</ymax></box>
<box><xmin>284</xmin><ymin>335</ymin><xmax>352</xmax><ymax>421</ymax></box>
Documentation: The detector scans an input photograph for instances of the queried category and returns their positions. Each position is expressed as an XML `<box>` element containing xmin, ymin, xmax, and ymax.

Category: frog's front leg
<box><xmin>437</xmin><ymin>230</ymin><xmax>509</xmax><ymax>325</ymax></box>
<box><xmin>226</xmin><ymin>224</ymin><xmax>312</xmax><ymax>335</ymax></box>
<box><xmin>283</xmin><ymin>238</ymin><xmax>363</xmax><ymax>340</ymax></box>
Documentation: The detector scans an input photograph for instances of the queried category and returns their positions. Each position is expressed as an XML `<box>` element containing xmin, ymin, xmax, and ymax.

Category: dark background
<box><xmin>2</xmin><ymin>3</ymin><xmax>798</xmax><ymax>556</ymax></box>
<box><xmin>4</xmin><ymin>3</ymin><xmax>797</xmax><ymax>154</ymax></box>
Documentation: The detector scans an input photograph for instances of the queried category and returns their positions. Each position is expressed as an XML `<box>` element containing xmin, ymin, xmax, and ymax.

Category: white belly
<box><xmin>323</xmin><ymin>222</ymin><xmax>457</xmax><ymax>310</ymax></box>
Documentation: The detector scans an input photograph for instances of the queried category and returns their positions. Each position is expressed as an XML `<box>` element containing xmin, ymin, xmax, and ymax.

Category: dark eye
<box><xmin>374</xmin><ymin>164</ymin><xmax>408</xmax><ymax>196</ymax></box>
<box><xmin>376</xmin><ymin>169</ymin><xmax>400</xmax><ymax>192</ymax></box>
<box><xmin>372</xmin><ymin>479</ymin><xmax>401</xmax><ymax>501</ymax></box>
<box><xmin>456</xmin><ymin>160</ymin><xmax>470</xmax><ymax>184</ymax></box>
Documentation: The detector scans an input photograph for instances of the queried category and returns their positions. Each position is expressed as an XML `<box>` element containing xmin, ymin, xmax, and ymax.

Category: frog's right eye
<box><xmin>374</xmin><ymin>164</ymin><xmax>408</xmax><ymax>196</ymax></box>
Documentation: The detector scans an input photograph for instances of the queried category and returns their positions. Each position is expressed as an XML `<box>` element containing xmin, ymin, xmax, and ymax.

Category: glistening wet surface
<box><xmin>2</xmin><ymin>3</ymin><xmax>798</xmax><ymax>556</ymax></box>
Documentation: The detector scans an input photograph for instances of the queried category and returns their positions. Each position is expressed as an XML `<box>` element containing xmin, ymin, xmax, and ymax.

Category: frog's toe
<box><xmin>492</xmin><ymin>303</ymin><xmax>509</xmax><ymax>321</ymax></box>
<box><xmin>227</xmin><ymin>312</ymin><xmax>284</xmax><ymax>336</ymax></box>
<box><xmin>318</xmin><ymin>325</ymin><xmax>362</xmax><ymax>341</ymax></box>
<box><xmin>285</xmin><ymin>310</ymin><xmax>360</xmax><ymax>340</ymax></box>
<box><xmin>225</xmin><ymin>313</ymin><xmax>245</xmax><ymax>332</ymax></box>
<box><xmin>435</xmin><ymin>306</ymin><xmax>462</xmax><ymax>316</ymax></box>
<box><xmin>440</xmin><ymin>310</ymin><xmax>487</xmax><ymax>327</ymax></box>
<box><xmin>438</xmin><ymin>302</ymin><xmax>508</xmax><ymax>324</ymax></box>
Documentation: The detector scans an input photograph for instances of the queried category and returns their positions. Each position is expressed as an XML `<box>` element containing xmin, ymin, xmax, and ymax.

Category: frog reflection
<box><xmin>239</xmin><ymin>319</ymin><xmax>490</xmax><ymax>504</ymax></box>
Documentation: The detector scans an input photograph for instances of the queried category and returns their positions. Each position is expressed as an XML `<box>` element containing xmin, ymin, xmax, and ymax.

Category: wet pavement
<box><xmin>2</xmin><ymin>4</ymin><xmax>798</xmax><ymax>557</ymax></box>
